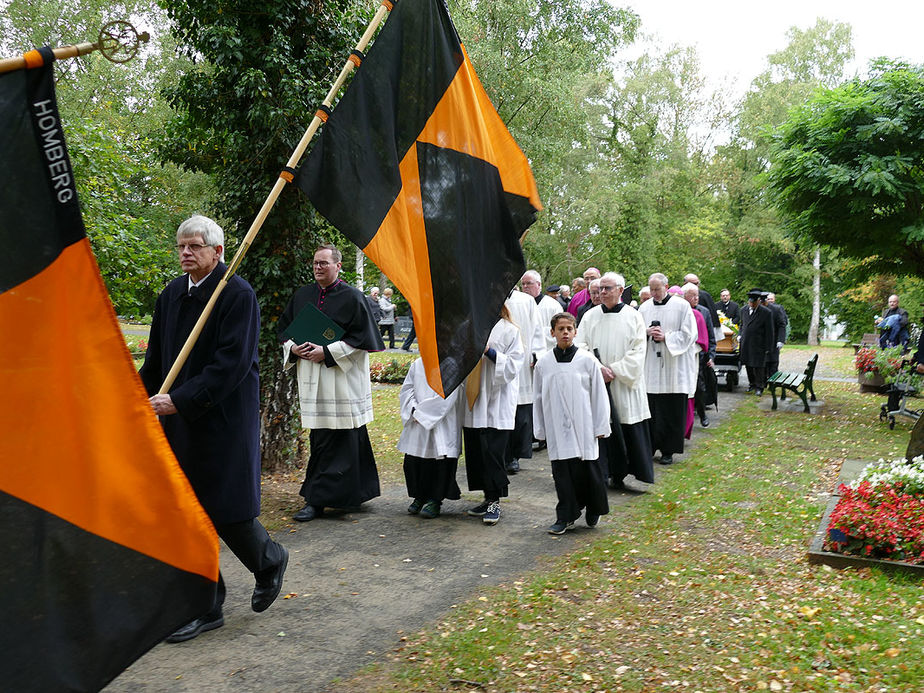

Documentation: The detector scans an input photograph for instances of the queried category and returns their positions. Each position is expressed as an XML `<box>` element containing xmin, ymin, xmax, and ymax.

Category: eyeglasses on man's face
<box><xmin>313</xmin><ymin>260</ymin><xmax>332</xmax><ymax>268</ymax></box>
<box><xmin>176</xmin><ymin>243</ymin><xmax>212</xmax><ymax>252</ymax></box>
<box><xmin>599</xmin><ymin>285</ymin><xmax>619</xmax><ymax>292</ymax></box>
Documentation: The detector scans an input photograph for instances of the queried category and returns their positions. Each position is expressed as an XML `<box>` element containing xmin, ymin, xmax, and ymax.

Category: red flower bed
<box><xmin>825</xmin><ymin>482</ymin><xmax>924</xmax><ymax>564</ymax></box>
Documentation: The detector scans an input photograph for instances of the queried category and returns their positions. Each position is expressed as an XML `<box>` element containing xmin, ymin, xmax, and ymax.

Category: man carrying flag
<box><xmin>140</xmin><ymin>215</ymin><xmax>289</xmax><ymax>642</ymax></box>
<box><xmin>296</xmin><ymin>0</ymin><xmax>541</xmax><ymax>398</ymax></box>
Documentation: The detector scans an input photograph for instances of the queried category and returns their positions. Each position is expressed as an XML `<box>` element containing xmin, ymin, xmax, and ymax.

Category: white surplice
<box><xmin>575</xmin><ymin>303</ymin><xmax>650</xmax><ymax>424</ymax></box>
<box><xmin>637</xmin><ymin>295</ymin><xmax>699</xmax><ymax>396</ymax></box>
<box><xmin>283</xmin><ymin>339</ymin><xmax>373</xmax><ymax>429</ymax></box>
<box><xmin>533</xmin><ymin>348</ymin><xmax>611</xmax><ymax>461</ymax></box>
<box><xmin>536</xmin><ymin>294</ymin><xmax>565</xmax><ymax>351</ymax></box>
<box><xmin>462</xmin><ymin>318</ymin><xmax>524</xmax><ymax>430</ymax></box>
<box><xmin>505</xmin><ymin>289</ymin><xmax>545</xmax><ymax>404</ymax></box>
<box><xmin>397</xmin><ymin>359</ymin><xmax>464</xmax><ymax>459</ymax></box>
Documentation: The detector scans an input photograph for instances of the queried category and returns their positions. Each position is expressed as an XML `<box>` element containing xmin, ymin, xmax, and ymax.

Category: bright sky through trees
<box><xmin>623</xmin><ymin>0</ymin><xmax>924</xmax><ymax>97</ymax></box>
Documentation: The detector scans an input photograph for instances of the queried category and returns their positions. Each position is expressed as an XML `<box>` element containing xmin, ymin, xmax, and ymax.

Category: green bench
<box><xmin>767</xmin><ymin>353</ymin><xmax>818</xmax><ymax>413</ymax></box>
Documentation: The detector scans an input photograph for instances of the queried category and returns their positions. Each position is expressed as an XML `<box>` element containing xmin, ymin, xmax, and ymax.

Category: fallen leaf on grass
<box><xmin>282</xmin><ymin>592</ymin><xmax>298</xmax><ymax>599</ymax></box>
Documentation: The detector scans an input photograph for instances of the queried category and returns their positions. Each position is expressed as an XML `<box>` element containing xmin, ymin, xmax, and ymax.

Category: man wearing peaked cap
<box><xmin>738</xmin><ymin>288</ymin><xmax>775</xmax><ymax>396</ymax></box>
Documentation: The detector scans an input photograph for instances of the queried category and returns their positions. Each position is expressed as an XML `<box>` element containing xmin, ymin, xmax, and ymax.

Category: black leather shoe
<box><xmin>700</xmin><ymin>416</ymin><xmax>710</xmax><ymax>427</ymax></box>
<box><xmin>660</xmin><ymin>455</ymin><xmax>674</xmax><ymax>465</ymax></box>
<box><xmin>293</xmin><ymin>504</ymin><xmax>322</xmax><ymax>522</ymax></box>
<box><xmin>252</xmin><ymin>545</ymin><xmax>289</xmax><ymax>613</ymax></box>
<box><xmin>165</xmin><ymin>611</ymin><xmax>224</xmax><ymax>643</ymax></box>
<box><xmin>586</xmin><ymin>513</ymin><xmax>600</xmax><ymax>528</ymax></box>
<box><xmin>506</xmin><ymin>458</ymin><xmax>520</xmax><ymax>474</ymax></box>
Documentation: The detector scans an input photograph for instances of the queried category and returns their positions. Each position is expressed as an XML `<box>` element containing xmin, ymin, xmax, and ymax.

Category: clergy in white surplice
<box><xmin>503</xmin><ymin>288</ymin><xmax>545</xmax><ymax>474</ymax></box>
<box><xmin>637</xmin><ymin>272</ymin><xmax>699</xmax><ymax>465</ymax></box>
<box><xmin>575</xmin><ymin>272</ymin><xmax>655</xmax><ymax>487</ymax></box>
<box><xmin>522</xmin><ymin>269</ymin><xmax>565</xmax><ymax>352</ymax></box>
<box><xmin>533</xmin><ymin>312</ymin><xmax>611</xmax><ymax>534</ymax></box>
<box><xmin>462</xmin><ymin>311</ymin><xmax>525</xmax><ymax>525</ymax></box>
<box><xmin>398</xmin><ymin>359</ymin><xmax>464</xmax><ymax>519</ymax></box>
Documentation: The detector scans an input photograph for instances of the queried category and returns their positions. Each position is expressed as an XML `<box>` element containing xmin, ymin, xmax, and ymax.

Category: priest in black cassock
<box><xmin>141</xmin><ymin>215</ymin><xmax>289</xmax><ymax>643</ymax></box>
<box><xmin>280</xmin><ymin>244</ymin><xmax>384</xmax><ymax>522</ymax></box>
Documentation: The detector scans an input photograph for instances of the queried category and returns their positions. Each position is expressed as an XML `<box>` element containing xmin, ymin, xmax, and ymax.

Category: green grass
<box><xmin>349</xmin><ymin>381</ymin><xmax>922</xmax><ymax>692</ymax></box>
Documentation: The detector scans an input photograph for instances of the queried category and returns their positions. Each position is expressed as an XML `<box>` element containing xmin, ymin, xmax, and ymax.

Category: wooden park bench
<box><xmin>767</xmin><ymin>353</ymin><xmax>818</xmax><ymax>413</ymax></box>
<box><xmin>853</xmin><ymin>333</ymin><xmax>879</xmax><ymax>354</ymax></box>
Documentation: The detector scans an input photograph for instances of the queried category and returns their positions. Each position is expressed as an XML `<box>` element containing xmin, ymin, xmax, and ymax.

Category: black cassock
<box><xmin>140</xmin><ymin>263</ymin><xmax>261</xmax><ymax>525</ymax></box>
<box><xmin>739</xmin><ymin>303</ymin><xmax>775</xmax><ymax>390</ymax></box>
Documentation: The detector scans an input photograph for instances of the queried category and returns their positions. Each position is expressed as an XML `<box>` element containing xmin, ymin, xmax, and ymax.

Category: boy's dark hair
<box><xmin>550</xmin><ymin>312</ymin><xmax>576</xmax><ymax>330</ymax></box>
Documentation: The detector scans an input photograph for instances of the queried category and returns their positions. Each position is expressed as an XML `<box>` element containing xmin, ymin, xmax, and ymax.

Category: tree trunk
<box><xmin>259</xmin><ymin>360</ymin><xmax>302</xmax><ymax>472</ymax></box>
<box><xmin>356</xmin><ymin>247</ymin><xmax>365</xmax><ymax>292</ymax></box>
<box><xmin>808</xmin><ymin>246</ymin><xmax>821</xmax><ymax>346</ymax></box>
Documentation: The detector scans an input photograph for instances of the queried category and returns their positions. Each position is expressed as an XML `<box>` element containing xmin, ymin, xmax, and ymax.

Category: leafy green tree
<box><xmin>447</xmin><ymin>0</ymin><xmax>639</xmax><ymax>282</ymax></box>
<box><xmin>767</xmin><ymin>60</ymin><xmax>924</xmax><ymax>276</ymax></box>
<box><xmin>159</xmin><ymin>0</ymin><xmax>372</xmax><ymax>469</ymax></box>
<box><xmin>1</xmin><ymin>0</ymin><xmax>214</xmax><ymax>316</ymax></box>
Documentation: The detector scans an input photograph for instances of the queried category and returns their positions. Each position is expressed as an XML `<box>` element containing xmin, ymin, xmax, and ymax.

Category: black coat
<box><xmin>739</xmin><ymin>304</ymin><xmax>775</xmax><ymax>367</ymax></box>
<box><xmin>139</xmin><ymin>263</ymin><xmax>261</xmax><ymax>524</ymax></box>
<box><xmin>718</xmin><ymin>300</ymin><xmax>740</xmax><ymax>324</ymax></box>
<box><xmin>697</xmin><ymin>288</ymin><xmax>721</xmax><ymax>328</ymax></box>
<box><xmin>768</xmin><ymin>302</ymin><xmax>788</xmax><ymax>344</ymax></box>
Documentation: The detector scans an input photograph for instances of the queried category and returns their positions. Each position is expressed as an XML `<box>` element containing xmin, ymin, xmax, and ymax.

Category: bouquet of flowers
<box><xmin>824</xmin><ymin>456</ymin><xmax>924</xmax><ymax>564</ymax></box>
<box><xmin>717</xmin><ymin>310</ymin><xmax>738</xmax><ymax>335</ymax></box>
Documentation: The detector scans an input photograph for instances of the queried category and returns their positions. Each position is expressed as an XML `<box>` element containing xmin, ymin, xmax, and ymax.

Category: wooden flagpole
<box><xmin>0</xmin><ymin>22</ymin><xmax>150</xmax><ymax>74</ymax></box>
<box><xmin>157</xmin><ymin>0</ymin><xmax>393</xmax><ymax>395</ymax></box>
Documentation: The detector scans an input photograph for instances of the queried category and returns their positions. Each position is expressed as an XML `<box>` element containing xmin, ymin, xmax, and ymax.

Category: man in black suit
<box><xmin>141</xmin><ymin>215</ymin><xmax>288</xmax><ymax>643</ymax></box>
<box><xmin>718</xmin><ymin>288</ymin><xmax>740</xmax><ymax>324</ymax></box>
<box><xmin>738</xmin><ymin>288</ymin><xmax>775</xmax><ymax>396</ymax></box>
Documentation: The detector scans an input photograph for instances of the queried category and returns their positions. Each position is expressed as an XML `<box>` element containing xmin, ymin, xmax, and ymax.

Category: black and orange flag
<box><xmin>0</xmin><ymin>48</ymin><xmax>218</xmax><ymax>692</ymax></box>
<box><xmin>297</xmin><ymin>0</ymin><xmax>541</xmax><ymax>397</ymax></box>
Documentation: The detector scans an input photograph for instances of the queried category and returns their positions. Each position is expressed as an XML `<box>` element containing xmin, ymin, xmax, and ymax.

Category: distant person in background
<box><xmin>684</xmin><ymin>273</ymin><xmax>720</xmax><ymax>341</ymax></box>
<box><xmin>523</xmin><ymin>270</ymin><xmax>565</xmax><ymax>352</ymax></box>
<box><xmin>568</xmin><ymin>267</ymin><xmax>601</xmax><ymax>317</ymax></box>
<box><xmin>576</xmin><ymin>278</ymin><xmax>602</xmax><ymax>326</ymax></box>
<box><xmin>763</xmin><ymin>291</ymin><xmax>788</xmax><ymax>377</ymax></box>
<box><xmin>718</xmin><ymin>288</ymin><xmax>740</xmax><ymax>324</ymax></box>
<box><xmin>876</xmin><ymin>294</ymin><xmax>910</xmax><ymax>348</ymax></box>
<box><xmin>367</xmin><ymin>287</ymin><xmax>383</xmax><ymax>324</ymax></box>
<box><xmin>739</xmin><ymin>288</ymin><xmax>774</xmax><ymax>396</ymax></box>
<box><xmin>558</xmin><ymin>284</ymin><xmax>572</xmax><ymax>310</ymax></box>
<box><xmin>638</xmin><ymin>286</ymin><xmax>651</xmax><ymax>304</ymax></box>
<box><xmin>378</xmin><ymin>287</ymin><xmax>396</xmax><ymax>349</ymax></box>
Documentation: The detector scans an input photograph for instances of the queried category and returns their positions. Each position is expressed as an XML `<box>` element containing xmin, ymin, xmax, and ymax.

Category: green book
<box><xmin>281</xmin><ymin>301</ymin><xmax>345</xmax><ymax>345</ymax></box>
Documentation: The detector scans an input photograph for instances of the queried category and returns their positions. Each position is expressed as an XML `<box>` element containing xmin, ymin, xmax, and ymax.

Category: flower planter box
<box><xmin>807</xmin><ymin>494</ymin><xmax>924</xmax><ymax>577</ymax></box>
<box><xmin>857</xmin><ymin>370</ymin><xmax>887</xmax><ymax>393</ymax></box>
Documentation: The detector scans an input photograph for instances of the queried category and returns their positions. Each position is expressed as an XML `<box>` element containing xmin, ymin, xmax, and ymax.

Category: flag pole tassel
<box><xmin>157</xmin><ymin>0</ymin><xmax>393</xmax><ymax>395</ymax></box>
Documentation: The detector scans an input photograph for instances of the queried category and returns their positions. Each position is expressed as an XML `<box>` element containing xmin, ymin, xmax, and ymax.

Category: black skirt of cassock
<box><xmin>463</xmin><ymin>427</ymin><xmax>510</xmax><ymax>499</ymax></box>
<box><xmin>647</xmin><ymin>393</ymin><xmax>687</xmax><ymax>456</ymax></box>
<box><xmin>602</xmin><ymin>420</ymin><xmax>655</xmax><ymax>484</ymax></box>
<box><xmin>551</xmin><ymin>457</ymin><xmax>609</xmax><ymax>523</ymax></box>
<box><xmin>301</xmin><ymin>427</ymin><xmax>381</xmax><ymax>507</ymax></box>
<box><xmin>505</xmin><ymin>403</ymin><xmax>534</xmax><ymax>461</ymax></box>
<box><xmin>403</xmin><ymin>455</ymin><xmax>462</xmax><ymax>502</ymax></box>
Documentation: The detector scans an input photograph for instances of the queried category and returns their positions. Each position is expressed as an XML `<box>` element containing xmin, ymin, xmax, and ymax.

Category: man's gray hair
<box><xmin>177</xmin><ymin>215</ymin><xmax>224</xmax><ymax>260</ymax></box>
<box><xmin>588</xmin><ymin>278</ymin><xmax>602</xmax><ymax>290</ymax></box>
<box><xmin>522</xmin><ymin>269</ymin><xmax>541</xmax><ymax>283</ymax></box>
<box><xmin>601</xmin><ymin>272</ymin><xmax>625</xmax><ymax>287</ymax></box>
<box><xmin>648</xmin><ymin>272</ymin><xmax>668</xmax><ymax>287</ymax></box>
<box><xmin>681</xmin><ymin>282</ymin><xmax>699</xmax><ymax>295</ymax></box>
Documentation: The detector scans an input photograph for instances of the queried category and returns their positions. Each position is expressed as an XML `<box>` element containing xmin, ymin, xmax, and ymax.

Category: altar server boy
<box><xmin>533</xmin><ymin>312</ymin><xmax>611</xmax><ymax>534</ymax></box>
<box><xmin>398</xmin><ymin>358</ymin><xmax>464</xmax><ymax>519</ymax></box>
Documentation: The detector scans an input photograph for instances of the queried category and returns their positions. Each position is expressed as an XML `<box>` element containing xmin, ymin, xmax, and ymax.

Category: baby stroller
<box><xmin>879</xmin><ymin>360</ymin><xmax>922</xmax><ymax>429</ymax></box>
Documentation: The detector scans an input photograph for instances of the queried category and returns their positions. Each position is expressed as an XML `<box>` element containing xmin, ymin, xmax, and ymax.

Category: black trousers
<box><xmin>463</xmin><ymin>427</ymin><xmax>510</xmax><ymax>500</ymax></box>
<box><xmin>551</xmin><ymin>457</ymin><xmax>608</xmax><ymax>523</ymax></box>
<box><xmin>379</xmin><ymin>324</ymin><xmax>395</xmax><ymax>348</ymax></box>
<box><xmin>401</xmin><ymin>324</ymin><xmax>416</xmax><ymax>350</ymax></box>
<box><xmin>745</xmin><ymin>365</ymin><xmax>767</xmax><ymax>390</ymax></box>
<box><xmin>208</xmin><ymin>518</ymin><xmax>286</xmax><ymax>615</ymax></box>
<box><xmin>647</xmin><ymin>393</ymin><xmax>687</xmax><ymax>456</ymax></box>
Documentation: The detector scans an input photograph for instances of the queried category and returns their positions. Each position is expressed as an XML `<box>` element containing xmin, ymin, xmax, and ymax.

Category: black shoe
<box><xmin>419</xmin><ymin>500</ymin><xmax>441</xmax><ymax>519</ymax></box>
<box><xmin>586</xmin><ymin>513</ymin><xmax>600</xmax><ymax>528</ymax></box>
<box><xmin>660</xmin><ymin>455</ymin><xmax>674</xmax><ymax>465</ymax></box>
<box><xmin>608</xmin><ymin>477</ymin><xmax>625</xmax><ymax>490</ymax></box>
<box><xmin>547</xmin><ymin>520</ymin><xmax>575</xmax><ymax>535</ymax></box>
<box><xmin>700</xmin><ymin>416</ymin><xmax>710</xmax><ymax>427</ymax></box>
<box><xmin>506</xmin><ymin>458</ymin><xmax>520</xmax><ymax>474</ymax></box>
<box><xmin>293</xmin><ymin>504</ymin><xmax>322</xmax><ymax>522</ymax></box>
<box><xmin>165</xmin><ymin>611</ymin><xmax>224</xmax><ymax>643</ymax></box>
<box><xmin>755</xmin><ymin>389</ymin><xmax>763</xmax><ymax>397</ymax></box>
<box><xmin>466</xmin><ymin>501</ymin><xmax>490</xmax><ymax>517</ymax></box>
<box><xmin>252</xmin><ymin>545</ymin><xmax>289</xmax><ymax>613</ymax></box>
<box><xmin>407</xmin><ymin>498</ymin><xmax>424</xmax><ymax>515</ymax></box>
